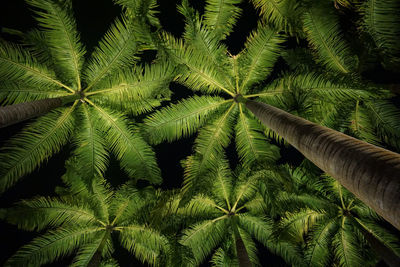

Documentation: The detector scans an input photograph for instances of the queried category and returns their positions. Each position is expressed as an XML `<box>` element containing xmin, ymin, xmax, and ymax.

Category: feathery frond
<box><xmin>143</xmin><ymin>96</ymin><xmax>229</xmax><ymax>144</ymax></box>
<box><xmin>302</xmin><ymin>2</ymin><xmax>357</xmax><ymax>73</ymax></box>
<box><xmin>0</xmin><ymin>105</ymin><xmax>76</xmax><ymax>192</ymax></box>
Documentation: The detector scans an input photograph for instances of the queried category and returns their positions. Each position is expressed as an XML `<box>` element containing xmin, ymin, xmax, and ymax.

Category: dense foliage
<box><xmin>1</xmin><ymin>0</ymin><xmax>399</xmax><ymax>266</ymax></box>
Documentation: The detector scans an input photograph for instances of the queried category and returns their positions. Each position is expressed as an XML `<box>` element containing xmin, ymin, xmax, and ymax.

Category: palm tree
<box><xmin>1</xmin><ymin>160</ymin><xmax>169</xmax><ymax>266</ymax></box>
<box><xmin>270</xmin><ymin>165</ymin><xmax>400</xmax><ymax>266</ymax></box>
<box><xmin>176</xmin><ymin>159</ymin><xmax>303</xmax><ymax>267</ymax></box>
<box><xmin>142</xmin><ymin>0</ymin><xmax>371</xmax><ymax>195</ymax></box>
<box><xmin>0</xmin><ymin>0</ymin><xmax>174</xmax><ymax>192</ymax></box>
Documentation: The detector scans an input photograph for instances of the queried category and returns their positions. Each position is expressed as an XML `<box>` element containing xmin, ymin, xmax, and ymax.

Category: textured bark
<box><xmin>233</xmin><ymin>226</ymin><xmax>252</xmax><ymax>267</ymax></box>
<box><xmin>245</xmin><ymin>100</ymin><xmax>400</xmax><ymax>230</ymax></box>
<box><xmin>0</xmin><ymin>95</ymin><xmax>78</xmax><ymax>128</ymax></box>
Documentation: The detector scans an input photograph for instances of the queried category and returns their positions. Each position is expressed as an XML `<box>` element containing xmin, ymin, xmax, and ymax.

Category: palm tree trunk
<box><xmin>233</xmin><ymin>225</ymin><xmax>252</xmax><ymax>267</ymax></box>
<box><xmin>239</xmin><ymin>97</ymin><xmax>400</xmax><ymax>230</ymax></box>
<box><xmin>0</xmin><ymin>95</ymin><xmax>78</xmax><ymax>128</ymax></box>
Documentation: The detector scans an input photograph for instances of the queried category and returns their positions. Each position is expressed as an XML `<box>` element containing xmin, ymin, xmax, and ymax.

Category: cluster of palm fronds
<box><xmin>0</xmin><ymin>0</ymin><xmax>399</xmax><ymax>266</ymax></box>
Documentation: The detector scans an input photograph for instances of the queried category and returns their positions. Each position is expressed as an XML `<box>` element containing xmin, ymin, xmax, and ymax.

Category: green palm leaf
<box><xmin>203</xmin><ymin>0</ymin><xmax>242</xmax><ymax>40</ymax></box>
<box><xmin>4</xmin><ymin>196</ymin><xmax>101</xmax><ymax>231</ymax></box>
<box><xmin>6</xmin><ymin>226</ymin><xmax>102</xmax><ymax>267</ymax></box>
<box><xmin>0</xmin><ymin>81</ymin><xmax>68</xmax><ymax>105</ymax></box>
<box><xmin>180</xmin><ymin>216</ymin><xmax>229</xmax><ymax>265</ymax></box>
<box><xmin>92</xmin><ymin>104</ymin><xmax>161</xmax><ymax>184</ymax></box>
<box><xmin>362</xmin><ymin>0</ymin><xmax>400</xmax><ymax>67</ymax></box>
<box><xmin>0</xmin><ymin>41</ymin><xmax>72</xmax><ymax>92</ymax></box>
<box><xmin>72</xmin><ymin>104</ymin><xmax>109</xmax><ymax>182</ymax></box>
<box><xmin>302</xmin><ymin>2</ymin><xmax>357</xmax><ymax>73</ymax></box>
<box><xmin>26</xmin><ymin>0</ymin><xmax>85</xmax><ymax>88</ymax></box>
<box><xmin>0</xmin><ymin>105</ymin><xmax>76</xmax><ymax>192</ymax></box>
<box><xmin>84</xmin><ymin>15</ymin><xmax>139</xmax><ymax>91</ymax></box>
<box><xmin>305</xmin><ymin>219</ymin><xmax>339</xmax><ymax>267</ymax></box>
<box><xmin>118</xmin><ymin>225</ymin><xmax>169</xmax><ymax>266</ymax></box>
<box><xmin>332</xmin><ymin>219</ymin><xmax>364</xmax><ymax>266</ymax></box>
<box><xmin>238</xmin><ymin>24</ymin><xmax>285</xmax><ymax>92</ymax></box>
<box><xmin>235</xmin><ymin>106</ymin><xmax>280</xmax><ymax>167</ymax></box>
<box><xmin>144</xmin><ymin>95</ymin><xmax>229</xmax><ymax>144</ymax></box>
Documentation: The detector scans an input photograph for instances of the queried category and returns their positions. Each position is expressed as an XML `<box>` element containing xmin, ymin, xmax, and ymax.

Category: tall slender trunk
<box><xmin>0</xmin><ymin>95</ymin><xmax>78</xmax><ymax>128</ymax></box>
<box><xmin>233</xmin><ymin>225</ymin><xmax>252</xmax><ymax>267</ymax></box>
<box><xmin>240</xmin><ymin>98</ymin><xmax>400</xmax><ymax>230</ymax></box>
<box><xmin>351</xmin><ymin>217</ymin><xmax>400</xmax><ymax>267</ymax></box>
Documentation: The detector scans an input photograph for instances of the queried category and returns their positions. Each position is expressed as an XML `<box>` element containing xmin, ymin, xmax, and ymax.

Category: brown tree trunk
<box><xmin>233</xmin><ymin>226</ymin><xmax>252</xmax><ymax>267</ymax></box>
<box><xmin>0</xmin><ymin>95</ymin><xmax>78</xmax><ymax>128</ymax></box>
<box><xmin>242</xmin><ymin>98</ymin><xmax>400</xmax><ymax>230</ymax></box>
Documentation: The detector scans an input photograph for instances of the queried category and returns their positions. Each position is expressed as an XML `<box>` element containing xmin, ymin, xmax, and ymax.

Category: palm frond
<box><xmin>180</xmin><ymin>216</ymin><xmax>229</xmax><ymax>265</ymax></box>
<box><xmin>71</xmin><ymin>104</ymin><xmax>109</xmax><ymax>182</ymax></box>
<box><xmin>286</xmin><ymin>72</ymin><xmax>374</xmax><ymax>102</ymax></box>
<box><xmin>193</xmin><ymin>104</ymin><xmax>237</xmax><ymax>170</ymax></box>
<box><xmin>71</xmin><ymin>232</ymin><xmax>109</xmax><ymax>267</ymax></box>
<box><xmin>0</xmin><ymin>40</ymin><xmax>72</xmax><ymax>92</ymax></box>
<box><xmin>238</xmin><ymin>24</ymin><xmax>285</xmax><ymax>92</ymax></box>
<box><xmin>278</xmin><ymin>209</ymin><xmax>325</xmax><ymax>243</ymax></box>
<box><xmin>305</xmin><ymin>219</ymin><xmax>339</xmax><ymax>267</ymax></box>
<box><xmin>0</xmin><ymin>105</ymin><xmax>76</xmax><ymax>193</ymax></box>
<box><xmin>250</xmin><ymin>0</ymin><xmax>300</xmax><ymax>34</ymax></box>
<box><xmin>179</xmin><ymin>2</ymin><xmax>233</xmax><ymax>89</ymax></box>
<box><xmin>235</xmin><ymin>107</ymin><xmax>280</xmax><ymax>167</ymax></box>
<box><xmin>162</xmin><ymin>32</ymin><xmax>234</xmax><ymax>95</ymax></box>
<box><xmin>6</xmin><ymin>226</ymin><xmax>101</xmax><ymax>266</ymax></box>
<box><xmin>88</xmin><ymin>60</ymin><xmax>174</xmax><ymax>102</ymax></box>
<box><xmin>302</xmin><ymin>2</ymin><xmax>357</xmax><ymax>73</ymax></box>
<box><xmin>210</xmin><ymin>160</ymin><xmax>233</xmax><ymax>209</ymax></box>
<box><xmin>181</xmin><ymin>194</ymin><xmax>225</xmax><ymax>218</ymax></box>
<box><xmin>84</xmin><ymin>14</ymin><xmax>139</xmax><ymax>91</ymax></box>
<box><xmin>4</xmin><ymin>196</ymin><xmax>100</xmax><ymax>231</ymax></box>
<box><xmin>211</xmin><ymin>246</ymin><xmax>238</xmax><ymax>267</ymax></box>
<box><xmin>238</xmin><ymin>228</ymin><xmax>260</xmax><ymax>266</ymax></box>
<box><xmin>237</xmin><ymin>214</ymin><xmax>273</xmax><ymax>245</ymax></box>
<box><xmin>332</xmin><ymin>219</ymin><xmax>364</xmax><ymax>266</ymax></box>
<box><xmin>0</xmin><ymin>81</ymin><xmax>68</xmax><ymax>105</ymax></box>
<box><xmin>353</xmin><ymin>218</ymin><xmax>400</xmax><ymax>258</ymax></box>
<box><xmin>26</xmin><ymin>0</ymin><xmax>85</xmax><ymax>88</ymax></box>
<box><xmin>143</xmin><ymin>96</ymin><xmax>229</xmax><ymax>144</ymax></box>
<box><xmin>118</xmin><ymin>225</ymin><xmax>169</xmax><ymax>266</ymax></box>
<box><xmin>203</xmin><ymin>0</ymin><xmax>242</xmax><ymax>40</ymax></box>
<box><xmin>91</xmin><ymin>104</ymin><xmax>161</xmax><ymax>184</ymax></box>
<box><xmin>364</xmin><ymin>100</ymin><xmax>400</xmax><ymax>150</ymax></box>
<box><xmin>361</xmin><ymin>0</ymin><xmax>400</xmax><ymax>67</ymax></box>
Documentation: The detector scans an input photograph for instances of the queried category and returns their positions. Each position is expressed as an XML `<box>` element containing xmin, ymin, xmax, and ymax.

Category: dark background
<box><xmin>0</xmin><ymin>0</ymin><xmax>293</xmax><ymax>266</ymax></box>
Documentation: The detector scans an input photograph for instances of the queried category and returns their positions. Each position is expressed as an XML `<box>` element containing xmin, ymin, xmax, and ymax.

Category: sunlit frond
<box><xmin>332</xmin><ymin>219</ymin><xmax>364</xmax><ymax>266</ymax></box>
<box><xmin>203</xmin><ymin>0</ymin><xmax>242</xmax><ymax>40</ymax></box>
<box><xmin>162</xmin><ymin>32</ymin><xmax>234</xmax><ymax>95</ymax></box>
<box><xmin>302</xmin><ymin>2</ymin><xmax>357</xmax><ymax>73</ymax></box>
<box><xmin>143</xmin><ymin>96</ymin><xmax>229</xmax><ymax>144</ymax></box>
<box><xmin>71</xmin><ymin>104</ymin><xmax>109</xmax><ymax>182</ymax></box>
<box><xmin>84</xmin><ymin>14</ymin><xmax>139</xmax><ymax>91</ymax></box>
<box><xmin>0</xmin><ymin>41</ymin><xmax>71</xmax><ymax>92</ymax></box>
<box><xmin>180</xmin><ymin>217</ymin><xmax>229</xmax><ymax>265</ymax></box>
<box><xmin>26</xmin><ymin>0</ymin><xmax>85</xmax><ymax>88</ymax></box>
<box><xmin>235</xmin><ymin>106</ymin><xmax>280</xmax><ymax>167</ymax></box>
<box><xmin>91</xmin><ymin>104</ymin><xmax>161</xmax><ymax>184</ymax></box>
<box><xmin>6</xmin><ymin>226</ymin><xmax>101</xmax><ymax>266</ymax></box>
<box><xmin>0</xmin><ymin>105</ymin><xmax>76</xmax><ymax>193</ymax></box>
<box><xmin>305</xmin><ymin>219</ymin><xmax>339</xmax><ymax>266</ymax></box>
<box><xmin>238</xmin><ymin>24</ymin><xmax>285</xmax><ymax>92</ymax></box>
<box><xmin>118</xmin><ymin>225</ymin><xmax>169</xmax><ymax>266</ymax></box>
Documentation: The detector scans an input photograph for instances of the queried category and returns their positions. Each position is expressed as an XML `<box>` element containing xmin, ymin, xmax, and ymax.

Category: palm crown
<box><xmin>2</xmin><ymin>161</ymin><xmax>169</xmax><ymax>266</ymax></box>
<box><xmin>0</xmin><ymin>0</ymin><xmax>174</xmax><ymax>192</ymax></box>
